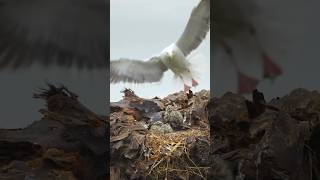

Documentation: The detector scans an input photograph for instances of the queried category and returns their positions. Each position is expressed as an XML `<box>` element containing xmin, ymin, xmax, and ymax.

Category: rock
<box><xmin>188</xmin><ymin>90</ymin><xmax>210</xmax><ymax>127</ymax></box>
<box><xmin>43</xmin><ymin>148</ymin><xmax>79</xmax><ymax>170</ymax></box>
<box><xmin>110</xmin><ymin>120</ymin><xmax>147</xmax><ymax>160</ymax></box>
<box><xmin>0</xmin><ymin>85</ymin><xmax>107</xmax><ymax>180</ymax></box>
<box><xmin>208</xmin><ymin>88</ymin><xmax>320</xmax><ymax>180</ymax></box>
<box><xmin>209</xmin><ymin>92</ymin><xmax>250</xmax><ymax>125</ymax></box>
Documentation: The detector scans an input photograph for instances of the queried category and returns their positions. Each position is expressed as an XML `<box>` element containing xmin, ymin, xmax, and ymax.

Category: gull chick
<box><xmin>110</xmin><ymin>0</ymin><xmax>210</xmax><ymax>92</ymax></box>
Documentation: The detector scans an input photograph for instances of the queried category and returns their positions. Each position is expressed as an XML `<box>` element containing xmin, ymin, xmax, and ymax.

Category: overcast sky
<box><xmin>110</xmin><ymin>0</ymin><xmax>210</xmax><ymax>102</ymax></box>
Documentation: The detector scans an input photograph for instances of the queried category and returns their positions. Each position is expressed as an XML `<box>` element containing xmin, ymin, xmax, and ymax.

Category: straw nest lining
<box><xmin>144</xmin><ymin>129</ymin><xmax>210</xmax><ymax>179</ymax></box>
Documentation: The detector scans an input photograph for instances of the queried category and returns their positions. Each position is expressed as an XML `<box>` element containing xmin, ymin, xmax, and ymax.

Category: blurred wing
<box><xmin>110</xmin><ymin>57</ymin><xmax>168</xmax><ymax>83</ymax></box>
<box><xmin>0</xmin><ymin>0</ymin><xmax>108</xmax><ymax>69</ymax></box>
<box><xmin>175</xmin><ymin>0</ymin><xmax>210</xmax><ymax>57</ymax></box>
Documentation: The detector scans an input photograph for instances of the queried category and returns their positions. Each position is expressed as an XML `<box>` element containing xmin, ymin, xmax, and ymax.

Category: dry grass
<box><xmin>144</xmin><ymin>129</ymin><xmax>210</xmax><ymax>179</ymax></box>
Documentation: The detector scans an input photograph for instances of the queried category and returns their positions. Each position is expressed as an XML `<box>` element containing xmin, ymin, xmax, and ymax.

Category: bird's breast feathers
<box><xmin>159</xmin><ymin>43</ymin><xmax>191</xmax><ymax>76</ymax></box>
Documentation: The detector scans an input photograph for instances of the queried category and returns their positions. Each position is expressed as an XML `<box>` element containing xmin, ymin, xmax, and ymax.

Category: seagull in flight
<box><xmin>213</xmin><ymin>0</ymin><xmax>282</xmax><ymax>94</ymax></box>
<box><xmin>110</xmin><ymin>0</ymin><xmax>210</xmax><ymax>92</ymax></box>
<box><xmin>0</xmin><ymin>0</ymin><xmax>108</xmax><ymax>69</ymax></box>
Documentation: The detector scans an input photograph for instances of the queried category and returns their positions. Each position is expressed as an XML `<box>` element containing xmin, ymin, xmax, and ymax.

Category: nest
<box><xmin>143</xmin><ymin>129</ymin><xmax>210</xmax><ymax>179</ymax></box>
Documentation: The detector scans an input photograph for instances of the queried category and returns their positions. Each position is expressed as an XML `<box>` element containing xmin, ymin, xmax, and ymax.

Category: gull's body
<box><xmin>160</xmin><ymin>44</ymin><xmax>193</xmax><ymax>84</ymax></box>
<box><xmin>110</xmin><ymin>0</ymin><xmax>210</xmax><ymax>92</ymax></box>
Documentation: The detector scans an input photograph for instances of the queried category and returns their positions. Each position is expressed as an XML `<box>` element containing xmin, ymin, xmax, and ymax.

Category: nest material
<box><xmin>143</xmin><ymin>129</ymin><xmax>209</xmax><ymax>179</ymax></box>
<box><xmin>110</xmin><ymin>89</ymin><xmax>211</xmax><ymax>179</ymax></box>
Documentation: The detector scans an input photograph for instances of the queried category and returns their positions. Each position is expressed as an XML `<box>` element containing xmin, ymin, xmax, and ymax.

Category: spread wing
<box><xmin>0</xmin><ymin>0</ymin><xmax>108</xmax><ymax>69</ymax></box>
<box><xmin>175</xmin><ymin>0</ymin><xmax>210</xmax><ymax>57</ymax></box>
<box><xmin>110</xmin><ymin>57</ymin><xmax>168</xmax><ymax>83</ymax></box>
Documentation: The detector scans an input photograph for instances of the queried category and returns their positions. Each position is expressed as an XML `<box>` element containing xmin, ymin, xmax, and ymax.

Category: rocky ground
<box><xmin>110</xmin><ymin>89</ymin><xmax>210</xmax><ymax>179</ymax></box>
<box><xmin>208</xmin><ymin>88</ymin><xmax>320</xmax><ymax>180</ymax></box>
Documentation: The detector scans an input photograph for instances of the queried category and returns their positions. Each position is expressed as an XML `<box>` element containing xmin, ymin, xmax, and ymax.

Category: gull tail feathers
<box><xmin>186</xmin><ymin>52</ymin><xmax>207</xmax><ymax>82</ymax></box>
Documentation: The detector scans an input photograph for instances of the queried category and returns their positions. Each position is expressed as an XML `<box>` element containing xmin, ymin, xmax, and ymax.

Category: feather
<box><xmin>110</xmin><ymin>57</ymin><xmax>167</xmax><ymax>83</ymax></box>
<box><xmin>0</xmin><ymin>0</ymin><xmax>108</xmax><ymax>69</ymax></box>
<box><xmin>175</xmin><ymin>0</ymin><xmax>210</xmax><ymax>57</ymax></box>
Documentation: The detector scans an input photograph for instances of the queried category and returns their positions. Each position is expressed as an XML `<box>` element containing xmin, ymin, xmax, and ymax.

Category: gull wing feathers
<box><xmin>175</xmin><ymin>0</ymin><xmax>210</xmax><ymax>57</ymax></box>
<box><xmin>110</xmin><ymin>57</ymin><xmax>168</xmax><ymax>83</ymax></box>
<box><xmin>0</xmin><ymin>0</ymin><xmax>108</xmax><ymax>69</ymax></box>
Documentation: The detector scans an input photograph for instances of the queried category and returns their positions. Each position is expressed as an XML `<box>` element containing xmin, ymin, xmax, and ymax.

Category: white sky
<box><xmin>110</xmin><ymin>0</ymin><xmax>210</xmax><ymax>102</ymax></box>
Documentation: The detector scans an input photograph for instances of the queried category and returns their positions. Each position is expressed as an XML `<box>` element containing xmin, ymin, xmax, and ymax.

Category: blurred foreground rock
<box><xmin>0</xmin><ymin>85</ymin><xmax>107</xmax><ymax>180</ymax></box>
<box><xmin>209</xmin><ymin>88</ymin><xmax>320</xmax><ymax>180</ymax></box>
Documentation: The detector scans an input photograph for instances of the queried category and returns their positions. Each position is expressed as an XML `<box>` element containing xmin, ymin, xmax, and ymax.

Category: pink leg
<box><xmin>262</xmin><ymin>52</ymin><xmax>282</xmax><ymax>80</ymax></box>
<box><xmin>184</xmin><ymin>84</ymin><xmax>191</xmax><ymax>93</ymax></box>
<box><xmin>192</xmin><ymin>79</ymin><xmax>198</xmax><ymax>87</ymax></box>
<box><xmin>238</xmin><ymin>71</ymin><xmax>259</xmax><ymax>94</ymax></box>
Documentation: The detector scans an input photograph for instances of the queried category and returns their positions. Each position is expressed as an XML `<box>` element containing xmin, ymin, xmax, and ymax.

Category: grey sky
<box><xmin>110</xmin><ymin>0</ymin><xmax>210</xmax><ymax>102</ymax></box>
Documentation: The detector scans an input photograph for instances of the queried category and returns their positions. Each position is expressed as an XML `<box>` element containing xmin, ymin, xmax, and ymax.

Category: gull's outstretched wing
<box><xmin>110</xmin><ymin>57</ymin><xmax>168</xmax><ymax>83</ymax></box>
<box><xmin>175</xmin><ymin>0</ymin><xmax>210</xmax><ymax>57</ymax></box>
<box><xmin>0</xmin><ymin>0</ymin><xmax>108</xmax><ymax>69</ymax></box>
